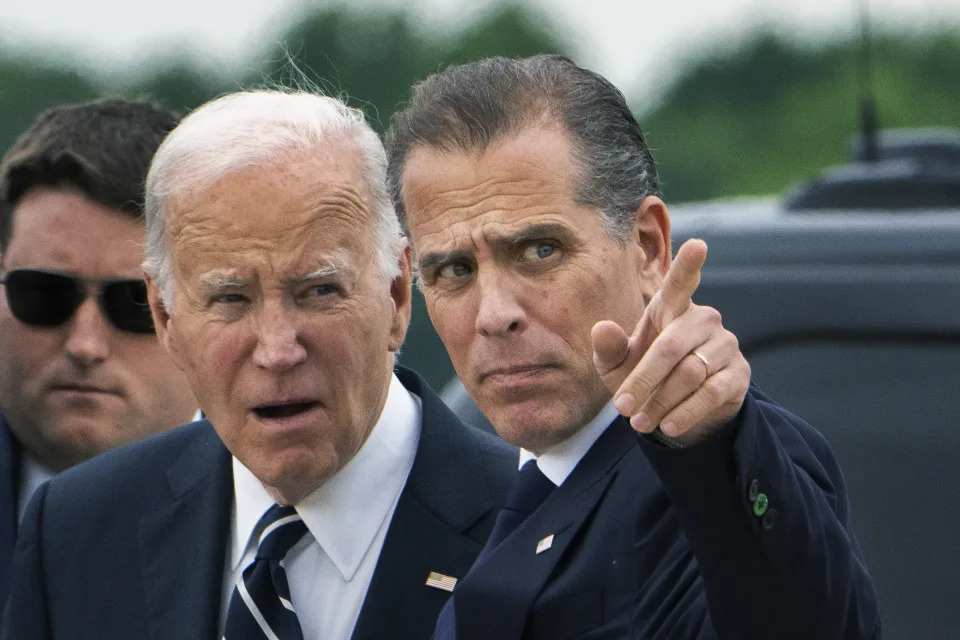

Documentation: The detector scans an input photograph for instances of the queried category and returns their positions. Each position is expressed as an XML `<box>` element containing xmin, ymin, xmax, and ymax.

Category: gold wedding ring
<box><xmin>691</xmin><ymin>350</ymin><xmax>712</xmax><ymax>377</ymax></box>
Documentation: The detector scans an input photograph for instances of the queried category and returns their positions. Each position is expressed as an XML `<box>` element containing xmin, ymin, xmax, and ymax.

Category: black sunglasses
<box><xmin>0</xmin><ymin>269</ymin><xmax>154</xmax><ymax>334</ymax></box>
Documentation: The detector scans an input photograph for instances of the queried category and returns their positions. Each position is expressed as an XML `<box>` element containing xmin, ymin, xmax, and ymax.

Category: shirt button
<box><xmin>752</xmin><ymin>492</ymin><xmax>769</xmax><ymax>517</ymax></box>
<box><xmin>762</xmin><ymin>508</ymin><xmax>779</xmax><ymax>530</ymax></box>
<box><xmin>748</xmin><ymin>478</ymin><xmax>760</xmax><ymax>503</ymax></box>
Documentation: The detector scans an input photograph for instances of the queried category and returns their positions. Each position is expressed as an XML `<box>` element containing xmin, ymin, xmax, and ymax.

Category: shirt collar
<box><xmin>519</xmin><ymin>401</ymin><xmax>619</xmax><ymax>486</ymax></box>
<box><xmin>231</xmin><ymin>373</ymin><xmax>421</xmax><ymax>581</ymax></box>
<box><xmin>18</xmin><ymin>449</ymin><xmax>56</xmax><ymax>522</ymax></box>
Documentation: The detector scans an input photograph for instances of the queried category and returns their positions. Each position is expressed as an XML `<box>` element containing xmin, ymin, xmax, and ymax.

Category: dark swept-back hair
<box><xmin>0</xmin><ymin>99</ymin><xmax>180</xmax><ymax>253</ymax></box>
<box><xmin>385</xmin><ymin>55</ymin><xmax>661</xmax><ymax>240</ymax></box>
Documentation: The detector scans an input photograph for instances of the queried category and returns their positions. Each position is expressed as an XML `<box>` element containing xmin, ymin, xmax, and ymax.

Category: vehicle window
<box><xmin>747</xmin><ymin>340</ymin><xmax>960</xmax><ymax>640</ymax></box>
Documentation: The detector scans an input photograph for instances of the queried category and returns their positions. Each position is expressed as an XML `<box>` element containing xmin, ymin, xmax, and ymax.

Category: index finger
<box><xmin>658</xmin><ymin>239</ymin><xmax>707</xmax><ymax>320</ymax></box>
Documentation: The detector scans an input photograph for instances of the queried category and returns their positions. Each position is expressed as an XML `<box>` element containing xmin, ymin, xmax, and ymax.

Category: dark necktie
<box><xmin>482</xmin><ymin>459</ymin><xmax>556</xmax><ymax>555</ymax></box>
<box><xmin>223</xmin><ymin>504</ymin><xmax>309</xmax><ymax>640</ymax></box>
<box><xmin>434</xmin><ymin>459</ymin><xmax>556</xmax><ymax>639</ymax></box>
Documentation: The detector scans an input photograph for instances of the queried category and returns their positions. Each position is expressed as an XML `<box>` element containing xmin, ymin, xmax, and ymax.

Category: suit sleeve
<box><xmin>635</xmin><ymin>385</ymin><xmax>881</xmax><ymax>639</ymax></box>
<box><xmin>1</xmin><ymin>482</ymin><xmax>53</xmax><ymax>640</ymax></box>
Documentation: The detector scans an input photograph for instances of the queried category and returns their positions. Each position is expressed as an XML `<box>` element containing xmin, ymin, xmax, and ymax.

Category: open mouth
<box><xmin>253</xmin><ymin>402</ymin><xmax>316</xmax><ymax>419</ymax></box>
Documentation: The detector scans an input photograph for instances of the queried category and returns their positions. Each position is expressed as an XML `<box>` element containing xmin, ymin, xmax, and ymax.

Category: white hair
<box><xmin>143</xmin><ymin>90</ymin><xmax>403</xmax><ymax>307</ymax></box>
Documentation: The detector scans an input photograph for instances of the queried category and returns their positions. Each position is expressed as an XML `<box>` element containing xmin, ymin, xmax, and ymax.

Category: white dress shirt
<box><xmin>17</xmin><ymin>451</ymin><xmax>55</xmax><ymax>522</ymax></box>
<box><xmin>519</xmin><ymin>401</ymin><xmax>619</xmax><ymax>486</ymax></box>
<box><xmin>221</xmin><ymin>373</ymin><xmax>421</xmax><ymax>639</ymax></box>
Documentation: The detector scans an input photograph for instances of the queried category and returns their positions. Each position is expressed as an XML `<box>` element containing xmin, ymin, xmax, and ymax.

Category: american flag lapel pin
<box><xmin>536</xmin><ymin>534</ymin><xmax>555</xmax><ymax>554</ymax></box>
<box><xmin>425</xmin><ymin>571</ymin><xmax>458</xmax><ymax>592</ymax></box>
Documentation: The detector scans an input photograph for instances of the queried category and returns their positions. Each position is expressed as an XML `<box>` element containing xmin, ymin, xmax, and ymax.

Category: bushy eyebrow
<box><xmin>293</xmin><ymin>263</ymin><xmax>344</xmax><ymax>283</ymax></box>
<box><xmin>500</xmin><ymin>223</ymin><xmax>573</xmax><ymax>248</ymax></box>
<box><xmin>417</xmin><ymin>222</ymin><xmax>573</xmax><ymax>272</ymax></box>
<box><xmin>198</xmin><ymin>272</ymin><xmax>247</xmax><ymax>290</ymax></box>
<box><xmin>197</xmin><ymin>261</ymin><xmax>347</xmax><ymax>291</ymax></box>
<box><xmin>418</xmin><ymin>249</ymin><xmax>470</xmax><ymax>273</ymax></box>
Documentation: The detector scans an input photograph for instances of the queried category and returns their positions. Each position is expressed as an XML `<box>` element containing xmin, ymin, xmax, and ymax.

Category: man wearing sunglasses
<box><xmin>0</xmin><ymin>100</ymin><xmax>198</xmax><ymax>614</ymax></box>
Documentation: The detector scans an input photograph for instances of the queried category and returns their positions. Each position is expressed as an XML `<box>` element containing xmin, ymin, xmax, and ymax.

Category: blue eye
<box><xmin>523</xmin><ymin>242</ymin><xmax>557</xmax><ymax>261</ymax></box>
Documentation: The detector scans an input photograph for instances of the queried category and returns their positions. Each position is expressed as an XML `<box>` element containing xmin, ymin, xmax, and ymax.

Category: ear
<box><xmin>631</xmin><ymin>195</ymin><xmax>672</xmax><ymax>298</ymax></box>
<box><xmin>387</xmin><ymin>239</ymin><xmax>413</xmax><ymax>352</ymax></box>
<box><xmin>144</xmin><ymin>271</ymin><xmax>186</xmax><ymax>372</ymax></box>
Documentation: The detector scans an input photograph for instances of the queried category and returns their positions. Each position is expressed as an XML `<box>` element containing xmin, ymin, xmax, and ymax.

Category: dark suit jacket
<box><xmin>2</xmin><ymin>367</ymin><xmax>517</xmax><ymax>640</ymax></box>
<box><xmin>0</xmin><ymin>415</ymin><xmax>19</xmax><ymax>620</ymax></box>
<box><xmin>448</xmin><ymin>386</ymin><xmax>880</xmax><ymax>639</ymax></box>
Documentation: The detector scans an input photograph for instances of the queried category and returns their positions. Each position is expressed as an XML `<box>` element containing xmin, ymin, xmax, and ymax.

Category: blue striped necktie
<box><xmin>223</xmin><ymin>504</ymin><xmax>308</xmax><ymax>640</ymax></box>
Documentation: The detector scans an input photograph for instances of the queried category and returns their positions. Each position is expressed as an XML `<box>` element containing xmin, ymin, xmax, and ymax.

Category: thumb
<box><xmin>592</xmin><ymin>320</ymin><xmax>629</xmax><ymax>375</ymax></box>
<box><xmin>592</xmin><ymin>320</ymin><xmax>645</xmax><ymax>393</ymax></box>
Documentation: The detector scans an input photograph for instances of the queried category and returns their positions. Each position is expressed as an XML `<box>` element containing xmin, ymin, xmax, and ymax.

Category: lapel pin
<box><xmin>536</xmin><ymin>534</ymin><xmax>555</xmax><ymax>555</ymax></box>
<box><xmin>425</xmin><ymin>571</ymin><xmax>458</xmax><ymax>592</ymax></box>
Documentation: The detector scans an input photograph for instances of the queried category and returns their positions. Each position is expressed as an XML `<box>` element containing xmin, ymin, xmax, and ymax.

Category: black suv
<box><xmin>428</xmin><ymin>130</ymin><xmax>960</xmax><ymax>638</ymax></box>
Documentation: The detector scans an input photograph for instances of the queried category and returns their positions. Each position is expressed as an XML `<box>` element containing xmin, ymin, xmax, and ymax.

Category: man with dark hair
<box><xmin>0</xmin><ymin>100</ymin><xmax>198</xmax><ymax>613</ymax></box>
<box><xmin>386</xmin><ymin>55</ymin><xmax>880</xmax><ymax>638</ymax></box>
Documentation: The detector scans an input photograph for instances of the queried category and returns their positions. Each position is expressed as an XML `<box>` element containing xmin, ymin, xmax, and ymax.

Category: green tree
<box><xmin>641</xmin><ymin>32</ymin><xmax>960</xmax><ymax>202</ymax></box>
<box><xmin>254</xmin><ymin>5</ymin><xmax>571</xmax><ymax>130</ymax></box>
<box><xmin>443</xmin><ymin>4</ymin><xmax>568</xmax><ymax>67</ymax></box>
<box><xmin>122</xmin><ymin>63</ymin><xmax>230</xmax><ymax>114</ymax></box>
<box><xmin>0</xmin><ymin>54</ymin><xmax>99</xmax><ymax>153</ymax></box>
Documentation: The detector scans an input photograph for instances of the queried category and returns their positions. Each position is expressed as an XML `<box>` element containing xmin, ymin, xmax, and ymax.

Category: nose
<box><xmin>474</xmin><ymin>272</ymin><xmax>526</xmax><ymax>338</ymax></box>
<box><xmin>251</xmin><ymin>302</ymin><xmax>307</xmax><ymax>370</ymax></box>
<box><xmin>64</xmin><ymin>297</ymin><xmax>111</xmax><ymax>366</ymax></box>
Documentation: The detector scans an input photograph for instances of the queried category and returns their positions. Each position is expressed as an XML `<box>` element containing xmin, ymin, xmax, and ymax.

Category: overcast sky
<box><xmin>1</xmin><ymin>0</ymin><xmax>958</xmax><ymax>102</ymax></box>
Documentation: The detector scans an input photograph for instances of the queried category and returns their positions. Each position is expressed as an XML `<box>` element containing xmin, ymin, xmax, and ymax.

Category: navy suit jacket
<box><xmin>447</xmin><ymin>386</ymin><xmax>880</xmax><ymax>639</ymax></box>
<box><xmin>0</xmin><ymin>416</ymin><xmax>19</xmax><ymax>620</ymax></box>
<box><xmin>2</xmin><ymin>367</ymin><xmax>517</xmax><ymax>640</ymax></box>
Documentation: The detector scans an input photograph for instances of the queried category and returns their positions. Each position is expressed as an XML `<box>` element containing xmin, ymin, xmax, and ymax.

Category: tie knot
<box><xmin>507</xmin><ymin>460</ymin><xmax>556</xmax><ymax>512</ymax></box>
<box><xmin>255</xmin><ymin>504</ymin><xmax>308</xmax><ymax>561</ymax></box>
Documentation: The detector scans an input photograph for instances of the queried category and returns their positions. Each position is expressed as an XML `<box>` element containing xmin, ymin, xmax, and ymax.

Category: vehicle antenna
<box><xmin>858</xmin><ymin>0</ymin><xmax>879</xmax><ymax>162</ymax></box>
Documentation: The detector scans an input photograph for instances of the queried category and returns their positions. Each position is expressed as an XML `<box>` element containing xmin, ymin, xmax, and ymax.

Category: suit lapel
<box><xmin>0</xmin><ymin>415</ymin><xmax>19</xmax><ymax>611</ymax></box>
<box><xmin>138</xmin><ymin>422</ymin><xmax>233</xmax><ymax>640</ymax></box>
<box><xmin>351</xmin><ymin>368</ymin><xmax>514</xmax><ymax>640</ymax></box>
<box><xmin>455</xmin><ymin>418</ymin><xmax>637</xmax><ymax>640</ymax></box>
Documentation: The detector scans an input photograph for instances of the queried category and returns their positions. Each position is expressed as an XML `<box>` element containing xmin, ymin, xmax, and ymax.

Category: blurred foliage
<box><xmin>1</xmin><ymin>5</ymin><xmax>959</xmax><ymax>386</ymax></box>
<box><xmin>124</xmin><ymin>63</ymin><xmax>233</xmax><ymax>114</ymax></box>
<box><xmin>0</xmin><ymin>55</ymin><xmax>99</xmax><ymax>151</ymax></box>
<box><xmin>253</xmin><ymin>4</ymin><xmax>566</xmax><ymax>129</ymax></box>
<box><xmin>643</xmin><ymin>32</ymin><xmax>960</xmax><ymax>201</ymax></box>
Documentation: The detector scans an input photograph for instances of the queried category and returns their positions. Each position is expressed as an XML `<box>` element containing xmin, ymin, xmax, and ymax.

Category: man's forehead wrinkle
<box><xmin>168</xmin><ymin>205</ymin><xmax>222</xmax><ymax>241</ymax></box>
<box><xmin>449</xmin><ymin>174</ymin><xmax>558</xmax><ymax>205</ymax></box>
<box><xmin>414</xmin><ymin>173</ymin><xmax>499</xmax><ymax>216</ymax></box>
<box><xmin>416</xmin><ymin>177</ymin><xmax>563</xmax><ymax>237</ymax></box>
<box><xmin>171</xmin><ymin>194</ymin><xmax>367</xmax><ymax>246</ymax></box>
<box><xmin>313</xmin><ymin>194</ymin><xmax>370</xmax><ymax>233</ymax></box>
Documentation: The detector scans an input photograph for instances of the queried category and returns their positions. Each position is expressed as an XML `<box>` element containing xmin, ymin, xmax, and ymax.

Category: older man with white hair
<box><xmin>1</xmin><ymin>90</ymin><xmax>516</xmax><ymax>640</ymax></box>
